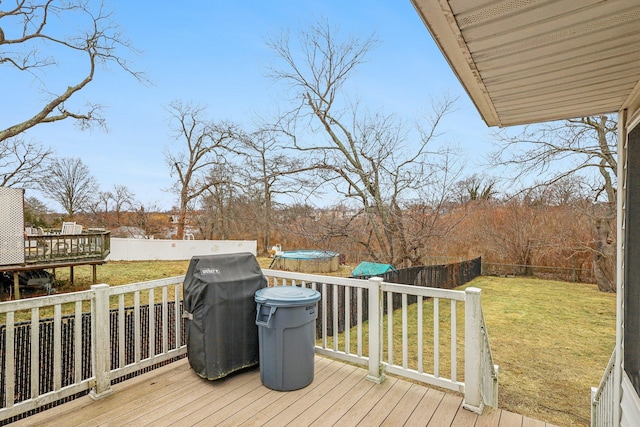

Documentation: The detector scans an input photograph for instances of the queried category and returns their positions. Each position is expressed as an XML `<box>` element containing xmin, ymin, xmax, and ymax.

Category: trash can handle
<box><xmin>256</xmin><ymin>304</ymin><xmax>277</xmax><ymax>327</ymax></box>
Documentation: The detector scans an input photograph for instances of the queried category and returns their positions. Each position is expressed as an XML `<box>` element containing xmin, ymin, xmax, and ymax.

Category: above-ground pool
<box><xmin>270</xmin><ymin>250</ymin><xmax>340</xmax><ymax>273</ymax></box>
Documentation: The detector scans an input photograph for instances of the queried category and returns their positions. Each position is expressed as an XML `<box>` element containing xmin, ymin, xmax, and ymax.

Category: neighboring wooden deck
<box><xmin>13</xmin><ymin>357</ymin><xmax>556</xmax><ymax>426</ymax></box>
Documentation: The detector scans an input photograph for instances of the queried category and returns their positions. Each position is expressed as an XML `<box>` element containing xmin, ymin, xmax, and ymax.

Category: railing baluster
<box><xmin>53</xmin><ymin>304</ymin><xmax>62</xmax><ymax>391</ymax></box>
<box><xmin>333</xmin><ymin>283</ymin><xmax>339</xmax><ymax>352</ymax></box>
<box><xmin>322</xmin><ymin>282</ymin><xmax>327</xmax><ymax>349</ymax></box>
<box><xmin>357</xmin><ymin>287</ymin><xmax>363</xmax><ymax>357</ymax></box>
<box><xmin>434</xmin><ymin>297</ymin><xmax>440</xmax><ymax>378</ymax></box>
<box><xmin>451</xmin><ymin>299</ymin><xmax>457</xmax><ymax>382</ymax></box>
<box><xmin>402</xmin><ymin>293</ymin><xmax>408</xmax><ymax>369</ymax></box>
<box><xmin>387</xmin><ymin>291</ymin><xmax>393</xmax><ymax>365</ymax></box>
<box><xmin>148</xmin><ymin>289</ymin><xmax>155</xmax><ymax>359</ymax></box>
<box><xmin>74</xmin><ymin>301</ymin><xmax>82</xmax><ymax>383</ymax></box>
<box><xmin>175</xmin><ymin>284</ymin><xmax>181</xmax><ymax>350</ymax></box>
<box><xmin>134</xmin><ymin>291</ymin><xmax>141</xmax><ymax>363</ymax></box>
<box><xmin>6</xmin><ymin>312</ymin><xmax>15</xmax><ymax>408</ymax></box>
<box><xmin>30</xmin><ymin>307</ymin><xmax>39</xmax><ymax>399</ymax></box>
<box><xmin>118</xmin><ymin>294</ymin><xmax>125</xmax><ymax>368</ymax></box>
<box><xmin>417</xmin><ymin>295</ymin><xmax>423</xmax><ymax>373</ymax></box>
<box><xmin>345</xmin><ymin>285</ymin><xmax>351</xmax><ymax>354</ymax></box>
<box><xmin>162</xmin><ymin>286</ymin><xmax>169</xmax><ymax>354</ymax></box>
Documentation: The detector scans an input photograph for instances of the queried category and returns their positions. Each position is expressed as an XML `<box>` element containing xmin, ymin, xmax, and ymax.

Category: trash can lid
<box><xmin>255</xmin><ymin>286</ymin><xmax>321</xmax><ymax>306</ymax></box>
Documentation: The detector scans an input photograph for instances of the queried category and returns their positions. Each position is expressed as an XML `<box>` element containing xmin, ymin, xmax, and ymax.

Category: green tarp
<box><xmin>351</xmin><ymin>261</ymin><xmax>395</xmax><ymax>277</ymax></box>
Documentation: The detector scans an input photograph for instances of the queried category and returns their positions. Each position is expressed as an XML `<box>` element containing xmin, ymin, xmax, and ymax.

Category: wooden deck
<box><xmin>12</xmin><ymin>356</ymin><xmax>556</xmax><ymax>426</ymax></box>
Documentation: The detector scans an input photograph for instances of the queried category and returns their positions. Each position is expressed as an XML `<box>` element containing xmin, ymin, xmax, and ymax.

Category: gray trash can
<box><xmin>255</xmin><ymin>286</ymin><xmax>321</xmax><ymax>391</ymax></box>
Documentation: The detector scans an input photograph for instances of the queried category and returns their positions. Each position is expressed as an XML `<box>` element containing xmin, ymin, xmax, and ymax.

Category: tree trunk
<box><xmin>593</xmin><ymin>216</ymin><xmax>616</xmax><ymax>292</ymax></box>
<box><xmin>177</xmin><ymin>195</ymin><xmax>188</xmax><ymax>240</ymax></box>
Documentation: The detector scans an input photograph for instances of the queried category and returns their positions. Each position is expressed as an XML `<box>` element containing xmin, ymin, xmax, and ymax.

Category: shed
<box><xmin>351</xmin><ymin>261</ymin><xmax>396</xmax><ymax>278</ymax></box>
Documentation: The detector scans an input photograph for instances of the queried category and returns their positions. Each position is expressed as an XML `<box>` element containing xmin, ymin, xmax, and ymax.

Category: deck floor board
<box><xmin>10</xmin><ymin>356</ymin><xmax>555</xmax><ymax>427</ymax></box>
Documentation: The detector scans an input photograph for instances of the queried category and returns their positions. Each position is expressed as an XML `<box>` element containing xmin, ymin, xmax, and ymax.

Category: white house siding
<box><xmin>622</xmin><ymin>373</ymin><xmax>640</xmax><ymax>427</ymax></box>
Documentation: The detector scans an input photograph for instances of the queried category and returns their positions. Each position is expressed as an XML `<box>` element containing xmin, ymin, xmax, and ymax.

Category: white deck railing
<box><xmin>591</xmin><ymin>349</ymin><xmax>616</xmax><ymax>426</ymax></box>
<box><xmin>0</xmin><ymin>289</ymin><xmax>96</xmax><ymax>421</ymax></box>
<box><xmin>1</xmin><ymin>270</ymin><xmax>498</xmax><ymax>422</ymax></box>
<box><xmin>106</xmin><ymin>277</ymin><xmax>186</xmax><ymax>383</ymax></box>
<box><xmin>0</xmin><ymin>277</ymin><xmax>186</xmax><ymax>422</ymax></box>
<box><xmin>261</xmin><ymin>269</ymin><xmax>499</xmax><ymax>413</ymax></box>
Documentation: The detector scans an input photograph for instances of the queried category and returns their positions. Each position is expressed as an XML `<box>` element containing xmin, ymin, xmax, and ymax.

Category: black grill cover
<box><xmin>183</xmin><ymin>252</ymin><xmax>267</xmax><ymax>380</ymax></box>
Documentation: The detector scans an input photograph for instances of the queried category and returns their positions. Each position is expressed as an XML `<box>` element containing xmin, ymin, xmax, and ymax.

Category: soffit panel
<box><xmin>411</xmin><ymin>0</ymin><xmax>640</xmax><ymax>126</ymax></box>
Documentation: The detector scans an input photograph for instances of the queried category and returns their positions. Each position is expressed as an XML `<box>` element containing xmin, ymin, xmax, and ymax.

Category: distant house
<box><xmin>351</xmin><ymin>261</ymin><xmax>396</xmax><ymax>278</ymax></box>
<box><xmin>111</xmin><ymin>226</ymin><xmax>146</xmax><ymax>239</ymax></box>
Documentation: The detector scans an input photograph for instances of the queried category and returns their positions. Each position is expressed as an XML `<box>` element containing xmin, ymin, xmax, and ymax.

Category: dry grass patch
<box><xmin>460</xmin><ymin>276</ymin><xmax>616</xmax><ymax>426</ymax></box>
<box><xmin>53</xmin><ymin>260</ymin><xmax>192</xmax><ymax>290</ymax></box>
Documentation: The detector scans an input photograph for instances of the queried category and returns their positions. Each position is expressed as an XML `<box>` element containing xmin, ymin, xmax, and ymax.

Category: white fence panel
<box><xmin>107</xmin><ymin>238</ymin><xmax>257</xmax><ymax>261</ymax></box>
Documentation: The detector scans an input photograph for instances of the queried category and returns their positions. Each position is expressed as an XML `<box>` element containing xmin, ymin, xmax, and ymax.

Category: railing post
<box><xmin>464</xmin><ymin>287</ymin><xmax>483</xmax><ymax>413</ymax></box>
<box><xmin>366</xmin><ymin>277</ymin><xmax>385</xmax><ymax>384</ymax></box>
<box><xmin>89</xmin><ymin>284</ymin><xmax>114</xmax><ymax>400</ymax></box>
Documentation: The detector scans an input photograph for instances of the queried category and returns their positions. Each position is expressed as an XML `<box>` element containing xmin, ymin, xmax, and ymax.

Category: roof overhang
<box><xmin>411</xmin><ymin>0</ymin><xmax>640</xmax><ymax>127</ymax></box>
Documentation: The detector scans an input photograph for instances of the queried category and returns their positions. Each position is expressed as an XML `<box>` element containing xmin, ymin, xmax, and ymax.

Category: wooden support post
<box><xmin>69</xmin><ymin>266</ymin><xmax>74</xmax><ymax>287</ymax></box>
<box><xmin>13</xmin><ymin>271</ymin><xmax>20</xmax><ymax>300</ymax></box>
<box><xmin>92</xmin><ymin>264</ymin><xmax>97</xmax><ymax>284</ymax></box>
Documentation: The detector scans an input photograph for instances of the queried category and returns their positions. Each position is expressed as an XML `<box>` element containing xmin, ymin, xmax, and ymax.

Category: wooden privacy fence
<box><xmin>483</xmin><ymin>262</ymin><xmax>595</xmax><ymax>283</ymax></box>
<box><xmin>321</xmin><ymin>257</ymin><xmax>482</xmax><ymax>336</ymax></box>
<box><xmin>386</xmin><ymin>257</ymin><xmax>482</xmax><ymax>290</ymax></box>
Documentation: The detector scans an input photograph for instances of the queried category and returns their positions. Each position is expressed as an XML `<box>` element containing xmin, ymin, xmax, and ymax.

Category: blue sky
<box><xmin>4</xmin><ymin>1</ymin><xmax>497</xmax><ymax>211</ymax></box>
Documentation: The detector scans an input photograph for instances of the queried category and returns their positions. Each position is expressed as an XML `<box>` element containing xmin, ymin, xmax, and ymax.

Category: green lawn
<box><xmin>10</xmin><ymin>260</ymin><xmax>617</xmax><ymax>426</ymax></box>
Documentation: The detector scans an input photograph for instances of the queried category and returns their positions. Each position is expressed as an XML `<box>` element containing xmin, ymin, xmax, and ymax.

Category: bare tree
<box><xmin>192</xmin><ymin>163</ymin><xmax>238</xmax><ymax>240</ymax></box>
<box><xmin>238</xmin><ymin>129</ymin><xmax>314</xmax><ymax>253</ymax></box>
<box><xmin>0</xmin><ymin>138</ymin><xmax>52</xmax><ymax>188</ymax></box>
<box><xmin>267</xmin><ymin>20</ymin><xmax>460</xmax><ymax>266</ymax></box>
<box><xmin>90</xmin><ymin>184</ymin><xmax>136</xmax><ymax>226</ymax></box>
<box><xmin>87</xmin><ymin>190</ymin><xmax>112</xmax><ymax>227</ymax></box>
<box><xmin>491</xmin><ymin>115</ymin><xmax>616</xmax><ymax>202</ymax></box>
<box><xmin>130</xmin><ymin>202</ymin><xmax>166</xmax><ymax>239</ymax></box>
<box><xmin>164</xmin><ymin>100</ymin><xmax>239</xmax><ymax>239</ymax></box>
<box><xmin>39</xmin><ymin>157</ymin><xmax>99</xmax><ymax>218</ymax></box>
<box><xmin>24</xmin><ymin>195</ymin><xmax>50</xmax><ymax>228</ymax></box>
<box><xmin>110</xmin><ymin>184</ymin><xmax>135</xmax><ymax>225</ymax></box>
<box><xmin>451</xmin><ymin>174</ymin><xmax>498</xmax><ymax>204</ymax></box>
<box><xmin>1</xmin><ymin>0</ymin><xmax>143</xmax><ymax>142</ymax></box>
<box><xmin>490</xmin><ymin>115</ymin><xmax>617</xmax><ymax>291</ymax></box>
